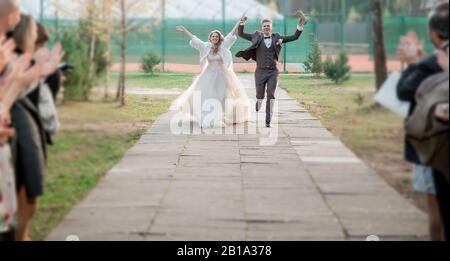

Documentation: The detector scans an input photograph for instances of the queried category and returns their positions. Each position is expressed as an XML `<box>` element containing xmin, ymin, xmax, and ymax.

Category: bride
<box><xmin>170</xmin><ymin>20</ymin><xmax>251</xmax><ymax>128</ymax></box>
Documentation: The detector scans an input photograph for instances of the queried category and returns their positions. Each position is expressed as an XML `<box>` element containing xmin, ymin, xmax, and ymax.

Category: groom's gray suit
<box><xmin>236</xmin><ymin>24</ymin><xmax>303</xmax><ymax>125</ymax></box>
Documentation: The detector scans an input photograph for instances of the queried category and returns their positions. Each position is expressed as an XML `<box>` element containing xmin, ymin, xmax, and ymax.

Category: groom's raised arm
<box><xmin>238</xmin><ymin>25</ymin><xmax>253</xmax><ymax>41</ymax></box>
<box><xmin>237</xmin><ymin>16</ymin><xmax>253</xmax><ymax>41</ymax></box>
<box><xmin>280</xmin><ymin>26</ymin><xmax>303</xmax><ymax>44</ymax></box>
<box><xmin>280</xmin><ymin>10</ymin><xmax>307</xmax><ymax>44</ymax></box>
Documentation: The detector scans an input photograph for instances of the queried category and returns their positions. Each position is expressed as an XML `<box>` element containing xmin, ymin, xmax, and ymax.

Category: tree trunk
<box><xmin>118</xmin><ymin>0</ymin><xmax>127</xmax><ymax>106</ymax></box>
<box><xmin>372</xmin><ymin>0</ymin><xmax>388</xmax><ymax>91</ymax></box>
<box><xmin>86</xmin><ymin>34</ymin><xmax>97</xmax><ymax>100</ymax></box>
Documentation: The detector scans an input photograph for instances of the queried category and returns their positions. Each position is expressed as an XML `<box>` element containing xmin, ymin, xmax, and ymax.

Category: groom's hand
<box><xmin>296</xmin><ymin>10</ymin><xmax>308</xmax><ymax>26</ymax></box>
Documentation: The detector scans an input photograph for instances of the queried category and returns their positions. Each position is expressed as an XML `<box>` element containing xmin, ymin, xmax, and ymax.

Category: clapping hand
<box><xmin>34</xmin><ymin>43</ymin><xmax>64</xmax><ymax>78</ymax></box>
<box><xmin>0</xmin><ymin>53</ymin><xmax>42</xmax><ymax>126</ymax></box>
<box><xmin>437</xmin><ymin>48</ymin><xmax>449</xmax><ymax>72</ymax></box>
<box><xmin>397</xmin><ymin>32</ymin><xmax>426</xmax><ymax>65</ymax></box>
<box><xmin>0</xmin><ymin>35</ymin><xmax>16</xmax><ymax>73</ymax></box>
<box><xmin>0</xmin><ymin>125</ymin><xmax>14</xmax><ymax>144</ymax></box>
<box><xmin>435</xmin><ymin>103</ymin><xmax>449</xmax><ymax>122</ymax></box>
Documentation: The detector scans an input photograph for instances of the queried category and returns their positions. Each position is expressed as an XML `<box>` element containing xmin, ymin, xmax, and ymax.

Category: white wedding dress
<box><xmin>170</xmin><ymin>40</ymin><xmax>251</xmax><ymax>128</ymax></box>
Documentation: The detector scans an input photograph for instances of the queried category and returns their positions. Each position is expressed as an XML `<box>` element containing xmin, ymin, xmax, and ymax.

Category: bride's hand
<box><xmin>176</xmin><ymin>25</ymin><xmax>186</xmax><ymax>32</ymax></box>
<box><xmin>239</xmin><ymin>16</ymin><xmax>248</xmax><ymax>25</ymax></box>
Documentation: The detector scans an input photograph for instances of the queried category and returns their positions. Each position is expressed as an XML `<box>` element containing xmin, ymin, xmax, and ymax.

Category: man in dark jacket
<box><xmin>236</xmin><ymin>11</ymin><xmax>308</xmax><ymax>128</ymax></box>
<box><xmin>397</xmin><ymin>1</ymin><xmax>449</xmax><ymax>241</ymax></box>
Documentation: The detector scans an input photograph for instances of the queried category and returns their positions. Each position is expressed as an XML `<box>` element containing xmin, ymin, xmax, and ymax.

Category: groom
<box><xmin>236</xmin><ymin>11</ymin><xmax>308</xmax><ymax>127</ymax></box>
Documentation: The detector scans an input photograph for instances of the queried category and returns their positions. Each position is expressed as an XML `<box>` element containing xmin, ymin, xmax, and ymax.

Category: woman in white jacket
<box><xmin>171</xmin><ymin>20</ymin><xmax>251</xmax><ymax>128</ymax></box>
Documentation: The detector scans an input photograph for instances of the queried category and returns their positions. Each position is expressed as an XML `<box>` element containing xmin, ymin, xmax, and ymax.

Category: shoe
<box><xmin>266</xmin><ymin>122</ymin><xmax>271</xmax><ymax>128</ymax></box>
<box><xmin>256</xmin><ymin>101</ymin><xmax>261</xmax><ymax>112</ymax></box>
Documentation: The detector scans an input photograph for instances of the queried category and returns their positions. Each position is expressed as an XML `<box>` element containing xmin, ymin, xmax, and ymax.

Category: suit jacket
<box><xmin>236</xmin><ymin>24</ymin><xmax>302</xmax><ymax>62</ymax></box>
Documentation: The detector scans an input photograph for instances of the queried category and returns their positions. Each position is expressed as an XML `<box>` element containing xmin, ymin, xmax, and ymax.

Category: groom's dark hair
<box><xmin>262</xmin><ymin>18</ymin><xmax>272</xmax><ymax>25</ymax></box>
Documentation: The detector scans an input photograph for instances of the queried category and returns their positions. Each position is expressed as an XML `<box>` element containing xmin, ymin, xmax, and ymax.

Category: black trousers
<box><xmin>255</xmin><ymin>68</ymin><xmax>279</xmax><ymax>123</ymax></box>
<box><xmin>433</xmin><ymin>170</ymin><xmax>449</xmax><ymax>240</ymax></box>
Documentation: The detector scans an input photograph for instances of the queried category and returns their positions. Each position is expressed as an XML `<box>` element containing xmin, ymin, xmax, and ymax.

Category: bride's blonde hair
<box><xmin>209</xmin><ymin>30</ymin><xmax>224</xmax><ymax>54</ymax></box>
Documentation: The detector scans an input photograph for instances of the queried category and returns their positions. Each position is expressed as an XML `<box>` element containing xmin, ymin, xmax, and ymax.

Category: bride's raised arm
<box><xmin>176</xmin><ymin>25</ymin><xmax>194</xmax><ymax>40</ymax></box>
<box><xmin>228</xmin><ymin>18</ymin><xmax>241</xmax><ymax>36</ymax></box>
<box><xmin>223</xmin><ymin>19</ymin><xmax>241</xmax><ymax>49</ymax></box>
<box><xmin>176</xmin><ymin>25</ymin><xmax>206</xmax><ymax>51</ymax></box>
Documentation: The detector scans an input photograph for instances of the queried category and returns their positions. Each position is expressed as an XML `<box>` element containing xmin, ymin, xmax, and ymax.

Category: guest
<box><xmin>397</xmin><ymin>1</ymin><xmax>449</xmax><ymax>241</ymax></box>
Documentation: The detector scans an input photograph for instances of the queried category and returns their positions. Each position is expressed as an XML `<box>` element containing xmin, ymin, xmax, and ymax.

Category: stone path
<box><xmin>47</xmin><ymin>75</ymin><xmax>427</xmax><ymax>241</ymax></box>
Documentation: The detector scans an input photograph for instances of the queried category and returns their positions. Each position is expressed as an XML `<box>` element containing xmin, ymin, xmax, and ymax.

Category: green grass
<box><xmin>30</xmin><ymin>95</ymin><xmax>172</xmax><ymax>240</ymax></box>
<box><xmin>105</xmin><ymin>73</ymin><xmax>195</xmax><ymax>89</ymax></box>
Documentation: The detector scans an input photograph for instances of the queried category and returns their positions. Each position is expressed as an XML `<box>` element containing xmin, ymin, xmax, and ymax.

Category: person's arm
<box><xmin>280</xmin><ymin>10</ymin><xmax>307</xmax><ymax>44</ymax></box>
<box><xmin>228</xmin><ymin>18</ymin><xmax>241</xmax><ymax>36</ymax></box>
<box><xmin>176</xmin><ymin>25</ymin><xmax>206</xmax><ymax>51</ymax></box>
<box><xmin>0</xmin><ymin>37</ymin><xmax>15</xmax><ymax>73</ymax></box>
<box><xmin>237</xmin><ymin>16</ymin><xmax>252</xmax><ymax>41</ymax></box>
<box><xmin>176</xmin><ymin>25</ymin><xmax>194</xmax><ymax>40</ymax></box>
<box><xmin>223</xmin><ymin>19</ymin><xmax>241</xmax><ymax>49</ymax></box>
<box><xmin>397</xmin><ymin>55</ymin><xmax>442</xmax><ymax>102</ymax></box>
<box><xmin>0</xmin><ymin>54</ymin><xmax>43</xmax><ymax>126</ymax></box>
<box><xmin>437</xmin><ymin>48</ymin><xmax>449</xmax><ymax>72</ymax></box>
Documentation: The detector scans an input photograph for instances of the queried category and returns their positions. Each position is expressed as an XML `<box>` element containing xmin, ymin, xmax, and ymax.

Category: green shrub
<box><xmin>140</xmin><ymin>51</ymin><xmax>161</xmax><ymax>74</ymax></box>
<box><xmin>324</xmin><ymin>51</ymin><xmax>351</xmax><ymax>84</ymax></box>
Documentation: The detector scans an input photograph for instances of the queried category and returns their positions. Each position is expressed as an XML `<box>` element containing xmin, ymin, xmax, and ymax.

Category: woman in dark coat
<box><xmin>10</xmin><ymin>13</ymin><xmax>46</xmax><ymax>241</ymax></box>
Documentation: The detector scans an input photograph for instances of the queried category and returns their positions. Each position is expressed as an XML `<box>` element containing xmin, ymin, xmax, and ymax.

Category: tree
<box><xmin>54</xmin><ymin>0</ymin><xmax>160</xmax><ymax>105</ymax></box>
<box><xmin>372</xmin><ymin>0</ymin><xmax>388</xmax><ymax>91</ymax></box>
<box><xmin>324</xmin><ymin>52</ymin><xmax>351</xmax><ymax>84</ymax></box>
<box><xmin>54</xmin><ymin>0</ymin><xmax>115</xmax><ymax>100</ymax></box>
<box><xmin>114</xmin><ymin>0</ymin><xmax>160</xmax><ymax>106</ymax></box>
<box><xmin>304</xmin><ymin>33</ymin><xmax>323</xmax><ymax>75</ymax></box>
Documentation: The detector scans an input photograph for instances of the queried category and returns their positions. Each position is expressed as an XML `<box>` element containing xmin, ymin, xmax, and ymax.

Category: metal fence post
<box><xmin>283</xmin><ymin>0</ymin><xmax>288</xmax><ymax>73</ymax></box>
<box><xmin>340</xmin><ymin>0</ymin><xmax>346</xmax><ymax>51</ymax></box>
<box><xmin>222</xmin><ymin>0</ymin><xmax>226</xmax><ymax>33</ymax></box>
<box><xmin>161</xmin><ymin>0</ymin><xmax>166</xmax><ymax>72</ymax></box>
<box><xmin>40</xmin><ymin>0</ymin><xmax>44</xmax><ymax>22</ymax></box>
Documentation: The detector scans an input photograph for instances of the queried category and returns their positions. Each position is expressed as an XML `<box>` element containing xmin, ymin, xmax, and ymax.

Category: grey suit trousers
<box><xmin>255</xmin><ymin>68</ymin><xmax>278</xmax><ymax>123</ymax></box>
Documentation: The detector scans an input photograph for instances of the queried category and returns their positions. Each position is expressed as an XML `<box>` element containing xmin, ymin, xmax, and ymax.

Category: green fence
<box><xmin>42</xmin><ymin>16</ymin><xmax>432</xmax><ymax>65</ymax></box>
<box><xmin>108</xmin><ymin>18</ymin><xmax>314</xmax><ymax>64</ymax></box>
<box><xmin>382</xmin><ymin>16</ymin><xmax>434</xmax><ymax>56</ymax></box>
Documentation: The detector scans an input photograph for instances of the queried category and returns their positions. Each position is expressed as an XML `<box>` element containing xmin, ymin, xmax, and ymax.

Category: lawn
<box><xmin>106</xmin><ymin>72</ymin><xmax>195</xmax><ymax>89</ymax></box>
<box><xmin>279</xmin><ymin>74</ymin><xmax>424</xmax><ymax>211</ymax></box>
<box><xmin>30</xmin><ymin>94</ymin><xmax>172</xmax><ymax>240</ymax></box>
